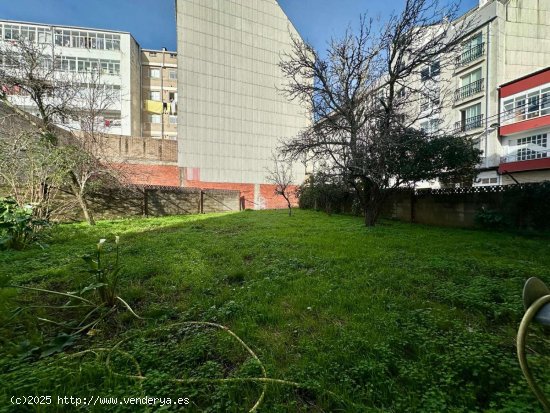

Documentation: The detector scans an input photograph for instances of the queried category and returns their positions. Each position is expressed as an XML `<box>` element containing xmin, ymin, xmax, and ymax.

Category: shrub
<box><xmin>298</xmin><ymin>173</ymin><xmax>356</xmax><ymax>214</ymax></box>
<box><xmin>0</xmin><ymin>197</ymin><xmax>48</xmax><ymax>250</ymax></box>
<box><xmin>475</xmin><ymin>207</ymin><xmax>505</xmax><ymax>230</ymax></box>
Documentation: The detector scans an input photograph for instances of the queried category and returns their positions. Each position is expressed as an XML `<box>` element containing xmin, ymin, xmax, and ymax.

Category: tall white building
<box><xmin>415</xmin><ymin>0</ymin><xmax>550</xmax><ymax>186</ymax></box>
<box><xmin>175</xmin><ymin>0</ymin><xmax>310</xmax><ymax>207</ymax></box>
<box><xmin>0</xmin><ymin>20</ymin><xmax>141</xmax><ymax>136</ymax></box>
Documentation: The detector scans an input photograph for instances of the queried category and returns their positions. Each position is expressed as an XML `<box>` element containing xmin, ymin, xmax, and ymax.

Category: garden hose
<box><xmin>517</xmin><ymin>294</ymin><xmax>550</xmax><ymax>412</ymax></box>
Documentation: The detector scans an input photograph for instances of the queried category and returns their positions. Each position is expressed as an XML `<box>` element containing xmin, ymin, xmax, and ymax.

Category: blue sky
<box><xmin>0</xmin><ymin>0</ymin><xmax>478</xmax><ymax>51</ymax></box>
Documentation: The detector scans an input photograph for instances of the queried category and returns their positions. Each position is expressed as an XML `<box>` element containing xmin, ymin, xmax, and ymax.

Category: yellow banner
<box><xmin>144</xmin><ymin>100</ymin><xmax>163</xmax><ymax>114</ymax></box>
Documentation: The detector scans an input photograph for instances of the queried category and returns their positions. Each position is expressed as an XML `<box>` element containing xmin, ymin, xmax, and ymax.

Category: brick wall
<box><xmin>112</xmin><ymin>163</ymin><xmax>180</xmax><ymax>187</ymax></box>
<box><xmin>100</xmin><ymin>135</ymin><xmax>178</xmax><ymax>163</ymax></box>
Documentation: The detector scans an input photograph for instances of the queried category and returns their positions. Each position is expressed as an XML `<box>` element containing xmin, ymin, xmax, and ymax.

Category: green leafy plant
<box><xmin>82</xmin><ymin>237</ymin><xmax>123</xmax><ymax>307</ymax></box>
<box><xmin>2</xmin><ymin>237</ymin><xmax>141</xmax><ymax>359</ymax></box>
<box><xmin>475</xmin><ymin>207</ymin><xmax>505</xmax><ymax>230</ymax></box>
<box><xmin>0</xmin><ymin>197</ymin><xmax>48</xmax><ymax>250</ymax></box>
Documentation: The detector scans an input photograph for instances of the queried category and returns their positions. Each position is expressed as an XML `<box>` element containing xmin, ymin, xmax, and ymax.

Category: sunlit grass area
<box><xmin>1</xmin><ymin>210</ymin><xmax>549</xmax><ymax>412</ymax></box>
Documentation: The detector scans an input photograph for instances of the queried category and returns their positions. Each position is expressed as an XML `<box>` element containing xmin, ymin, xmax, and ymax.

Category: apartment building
<box><xmin>175</xmin><ymin>0</ymin><xmax>310</xmax><ymax>208</ymax></box>
<box><xmin>415</xmin><ymin>0</ymin><xmax>550</xmax><ymax>186</ymax></box>
<box><xmin>0</xmin><ymin>19</ymin><xmax>142</xmax><ymax>136</ymax></box>
<box><xmin>141</xmin><ymin>48</ymin><xmax>178</xmax><ymax>140</ymax></box>
<box><xmin>498</xmin><ymin>66</ymin><xmax>550</xmax><ymax>183</ymax></box>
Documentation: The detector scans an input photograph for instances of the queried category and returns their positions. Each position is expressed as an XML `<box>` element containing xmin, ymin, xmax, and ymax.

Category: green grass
<box><xmin>1</xmin><ymin>210</ymin><xmax>550</xmax><ymax>412</ymax></box>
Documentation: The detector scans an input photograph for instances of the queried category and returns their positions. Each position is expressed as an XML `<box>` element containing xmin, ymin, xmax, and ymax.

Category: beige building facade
<box><xmin>175</xmin><ymin>0</ymin><xmax>310</xmax><ymax>194</ymax></box>
<box><xmin>141</xmin><ymin>48</ymin><xmax>178</xmax><ymax>140</ymax></box>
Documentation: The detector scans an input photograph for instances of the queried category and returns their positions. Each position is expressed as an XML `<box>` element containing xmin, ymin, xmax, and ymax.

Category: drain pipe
<box><xmin>484</xmin><ymin>22</ymin><xmax>490</xmax><ymax>169</ymax></box>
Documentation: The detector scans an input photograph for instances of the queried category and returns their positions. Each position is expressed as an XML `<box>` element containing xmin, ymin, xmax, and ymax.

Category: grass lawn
<box><xmin>1</xmin><ymin>209</ymin><xmax>549</xmax><ymax>412</ymax></box>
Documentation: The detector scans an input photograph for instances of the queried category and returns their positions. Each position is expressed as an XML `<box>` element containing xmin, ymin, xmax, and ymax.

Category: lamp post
<box><xmin>517</xmin><ymin>277</ymin><xmax>550</xmax><ymax>412</ymax></box>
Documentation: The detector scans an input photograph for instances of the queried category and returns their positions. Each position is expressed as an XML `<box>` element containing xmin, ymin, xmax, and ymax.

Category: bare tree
<box><xmin>0</xmin><ymin>111</ymin><xmax>69</xmax><ymax>220</ymax></box>
<box><xmin>63</xmin><ymin>70</ymin><xmax>122</xmax><ymax>225</ymax></box>
<box><xmin>0</xmin><ymin>37</ymin><xmax>78</xmax><ymax>135</ymax></box>
<box><xmin>266</xmin><ymin>154</ymin><xmax>295</xmax><ymax>216</ymax></box>
<box><xmin>0</xmin><ymin>37</ymin><xmax>124</xmax><ymax>225</ymax></box>
<box><xmin>279</xmin><ymin>0</ymin><xmax>480</xmax><ymax>226</ymax></box>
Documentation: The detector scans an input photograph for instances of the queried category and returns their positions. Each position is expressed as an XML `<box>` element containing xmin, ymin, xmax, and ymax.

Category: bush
<box><xmin>475</xmin><ymin>207</ymin><xmax>505</xmax><ymax>230</ymax></box>
<box><xmin>502</xmin><ymin>181</ymin><xmax>550</xmax><ymax>231</ymax></box>
<box><xmin>475</xmin><ymin>182</ymin><xmax>550</xmax><ymax>231</ymax></box>
<box><xmin>298</xmin><ymin>173</ymin><xmax>356</xmax><ymax>214</ymax></box>
<box><xmin>0</xmin><ymin>197</ymin><xmax>48</xmax><ymax>250</ymax></box>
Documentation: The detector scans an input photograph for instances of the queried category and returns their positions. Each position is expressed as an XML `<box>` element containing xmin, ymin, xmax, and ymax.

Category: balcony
<box><xmin>455</xmin><ymin>43</ymin><xmax>485</xmax><ymax>68</ymax></box>
<box><xmin>501</xmin><ymin>149</ymin><xmax>549</xmax><ymax>164</ymax></box>
<box><xmin>454</xmin><ymin>79</ymin><xmax>484</xmax><ymax>102</ymax></box>
<box><xmin>453</xmin><ymin>114</ymin><xmax>484</xmax><ymax>134</ymax></box>
<box><xmin>499</xmin><ymin>148</ymin><xmax>550</xmax><ymax>174</ymax></box>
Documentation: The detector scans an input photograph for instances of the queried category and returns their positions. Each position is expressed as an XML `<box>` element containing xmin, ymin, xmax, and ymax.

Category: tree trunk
<box><xmin>286</xmin><ymin>199</ymin><xmax>292</xmax><ymax>216</ymax></box>
<box><xmin>364</xmin><ymin>206</ymin><xmax>377</xmax><ymax>227</ymax></box>
<box><xmin>363</xmin><ymin>185</ymin><xmax>381</xmax><ymax>227</ymax></box>
<box><xmin>74</xmin><ymin>189</ymin><xmax>95</xmax><ymax>226</ymax></box>
<box><xmin>79</xmin><ymin>196</ymin><xmax>95</xmax><ymax>226</ymax></box>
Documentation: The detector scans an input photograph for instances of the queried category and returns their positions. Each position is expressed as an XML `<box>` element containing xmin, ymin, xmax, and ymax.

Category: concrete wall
<box><xmin>382</xmin><ymin>185</ymin><xmax>550</xmax><ymax>229</ymax></box>
<box><xmin>51</xmin><ymin>186</ymin><xmax>240</xmax><ymax>222</ymax></box>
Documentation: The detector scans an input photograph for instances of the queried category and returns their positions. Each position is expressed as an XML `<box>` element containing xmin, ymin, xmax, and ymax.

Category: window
<box><xmin>458</xmin><ymin>103</ymin><xmax>482</xmax><ymax>131</ymax></box>
<box><xmin>20</xmin><ymin>26</ymin><xmax>36</xmax><ymax>41</ymax></box>
<box><xmin>501</xmin><ymin>85</ymin><xmax>550</xmax><ymax>125</ymax></box>
<box><xmin>169</xmin><ymin>53</ymin><xmax>176</xmax><ymax>58</ymax></box>
<box><xmin>457</xmin><ymin>32</ymin><xmax>484</xmax><ymax>66</ymax></box>
<box><xmin>397</xmin><ymin>87</ymin><xmax>406</xmax><ymax>99</ymax></box>
<box><xmin>502</xmin><ymin>98</ymin><xmax>514</xmax><ymax>124</ymax></box>
<box><xmin>421</xmin><ymin>61</ymin><xmax>440</xmax><ymax>81</ymax></box>
<box><xmin>431</xmin><ymin>61</ymin><xmax>440</xmax><ymax>77</ymax></box>
<box><xmin>96</xmin><ymin>34</ymin><xmax>105</xmax><ymax>49</ymax></box>
<box><xmin>465</xmin><ymin>103</ymin><xmax>481</xmax><ymax>120</ymax></box>
<box><xmin>540</xmin><ymin>87</ymin><xmax>550</xmax><ymax>117</ymax></box>
<box><xmin>515</xmin><ymin>133</ymin><xmax>547</xmax><ymax>161</ymax></box>
<box><xmin>4</xmin><ymin>24</ymin><xmax>20</xmax><ymax>40</ymax></box>
<box><xmin>420</xmin><ymin>118</ymin><xmax>440</xmax><ymax>134</ymax></box>
<box><xmin>150</xmin><ymin>68</ymin><xmax>160</xmax><ymax>78</ymax></box>
<box><xmin>527</xmin><ymin>92</ymin><xmax>540</xmax><ymax>119</ymax></box>
<box><xmin>149</xmin><ymin>51</ymin><xmax>157</xmax><ymax>57</ymax></box>
<box><xmin>149</xmin><ymin>114</ymin><xmax>161</xmax><ymax>124</ymax></box>
<box><xmin>112</xmin><ymin>35</ymin><xmax>121</xmax><ymax>50</ymax></box>
<box><xmin>37</xmin><ymin>27</ymin><xmax>51</xmax><ymax>44</ymax></box>
<box><xmin>150</xmin><ymin>91</ymin><xmax>161</xmax><ymax>101</ymax></box>
<box><xmin>169</xmin><ymin>115</ymin><xmax>177</xmax><ymax>124</ymax></box>
<box><xmin>456</xmin><ymin>68</ymin><xmax>483</xmax><ymax>101</ymax></box>
<box><xmin>169</xmin><ymin>70</ymin><xmax>177</xmax><ymax>80</ymax></box>
<box><xmin>55</xmin><ymin>57</ymin><xmax>120</xmax><ymax>75</ymax></box>
<box><xmin>461</xmin><ymin>68</ymin><xmax>482</xmax><ymax>87</ymax></box>
<box><xmin>105</xmin><ymin>34</ymin><xmax>114</xmax><ymax>50</ymax></box>
<box><xmin>421</xmin><ymin>68</ymin><xmax>430</xmax><ymax>81</ymax></box>
<box><xmin>480</xmin><ymin>177</ymin><xmax>498</xmax><ymax>185</ymax></box>
<box><xmin>52</xmin><ymin>29</ymin><xmax>120</xmax><ymax>50</ymax></box>
<box><xmin>59</xmin><ymin>56</ymin><xmax>77</xmax><ymax>72</ymax></box>
<box><xmin>420</xmin><ymin>88</ymin><xmax>440</xmax><ymax>112</ymax></box>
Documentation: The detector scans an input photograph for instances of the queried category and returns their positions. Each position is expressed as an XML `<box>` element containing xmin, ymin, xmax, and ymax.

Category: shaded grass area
<box><xmin>1</xmin><ymin>209</ymin><xmax>550</xmax><ymax>412</ymax></box>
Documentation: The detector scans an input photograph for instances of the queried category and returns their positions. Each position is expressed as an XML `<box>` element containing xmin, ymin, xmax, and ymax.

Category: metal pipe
<box><xmin>517</xmin><ymin>294</ymin><xmax>550</xmax><ymax>412</ymax></box>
